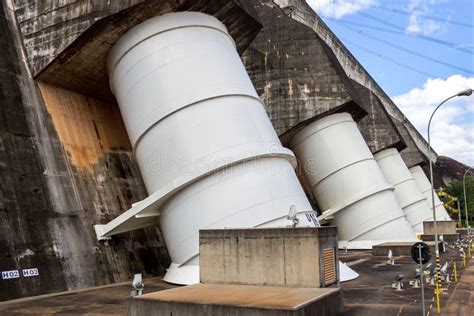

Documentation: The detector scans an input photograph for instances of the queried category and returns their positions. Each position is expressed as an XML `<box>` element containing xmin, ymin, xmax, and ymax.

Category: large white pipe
<box><xmin>289</xmin><ymin>113</ymin><xmax>417</xmax><ymax>249</ymax></box>
<box><xmin>409</xmin><ymin>165</ymin><xmax>451</xmax><ymax>221</ymax></box>
<box><xmin>374</xmin><ymin>148</ymin><xmax>433</xmax><ymax>233</ymax></box>
<box><xmin>107</xmin><ymin>12</ymin><xmax>317</xmax><ymax>285</ymax></box>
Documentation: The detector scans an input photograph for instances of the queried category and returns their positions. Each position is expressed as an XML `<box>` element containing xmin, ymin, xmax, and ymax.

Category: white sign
<box><xmin>22</xmin><ymin>268</ymin><xmax>39</xmax><ymax>277</ymax></box>
<box><xmin>1</xmin><ymin>270</ymin><xmax>20</xmax><ymax>280</ymax></box>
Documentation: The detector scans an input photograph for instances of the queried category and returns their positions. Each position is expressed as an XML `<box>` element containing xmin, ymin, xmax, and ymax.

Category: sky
<box><xmin>306</xmin><ymin>0</ymin><xmax>474</xmax><ymax>166</ymax></box>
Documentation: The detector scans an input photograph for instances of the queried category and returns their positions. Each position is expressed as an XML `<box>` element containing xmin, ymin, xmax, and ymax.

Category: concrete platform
<box><xmin>372</xmin><ymin>241</ymin><xmax>442</xmax><ymax>256</ymax></box>
<box><xmin>420</xmin><ymin>233</ymin><xmax>460</xmax><ymax>242</ymax></box>
<box><xmin>341</xmin><ymin>248</ymin><xmax>472</xmax><ymax>315</ymax></box>
<box><xmin>0</xmin><ymin>278</ymin><xmax>176</xmax><ymax>315</ymax></box>
<box><xmin>456</xmin><ymin>228</ymin><xmax>470</xmax><ymax>239</ymax></box>
<box><xmin>0</xmin><ymin>249</ymin><xmax>471</xmax><ymax>315</ymax></box>
<box><xmin>127</xmin><ymin>283</ymin><xmax>342</xmax><ymax>316</ymax></box>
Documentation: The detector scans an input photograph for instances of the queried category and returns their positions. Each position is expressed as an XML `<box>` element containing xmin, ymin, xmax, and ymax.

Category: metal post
<box><xmin>463</xmin><ymin>167</ymin><xmax>471</xmax><ymax>229</ymax></box>
<box><xmin>418</xmin><ymin>244</ymin><xmax>426</xmax><ymax>316</ymax></box>
<box><xmin>427</xmin><ymin>89</ymin><xmax>472</xmax><ymax>293</ymax></box>
<box><xmin>458</xmin><ymin>200</ymin><xmax>462</xmax><ymax>228</ymax></box>
<box><xmin>454</xmin><ymin>261</ymin><xmax>457</xmax><ymax>283</ymax></box>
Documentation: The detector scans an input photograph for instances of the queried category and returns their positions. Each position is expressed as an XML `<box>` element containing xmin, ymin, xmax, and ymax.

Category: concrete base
<box><xmin>456</xmin><ymin>228</ymin><xmax>470</xmax><ymax>239</ymax></box>
<box><xmin>420</xmin><ymin>234</ymin><xmax>460</xmax><ymax>242</ymax></box>
<box><xmin>372</xmin><ymin>241</ymin><xmax>442</xmax><ymax>256</ymax></box>
<box><xmin>423</xmin><ymin>220</ymin><xmax>456</xmax><ymax>235</ymax></box>
<box><xmin>127</xmin><ymin>284</ymin><xmax>342</xmax><ymax>316</ymax></box>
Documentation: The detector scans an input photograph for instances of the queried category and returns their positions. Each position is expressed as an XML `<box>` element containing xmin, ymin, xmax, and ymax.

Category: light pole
<box><xmin>427</xmin><ymin>88</ymin><xmax>472</xmax><ymax>289</ymax></box>
<box><xmin>463</xmin><ymin>167</ymin><xmax>471</xmax><ymax>229</ymax></box>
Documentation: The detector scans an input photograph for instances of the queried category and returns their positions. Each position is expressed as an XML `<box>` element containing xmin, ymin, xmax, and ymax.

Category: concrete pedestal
<box><xmin>199</xmin><ymin>227</ymin><xmax>339</xmax><ymax>288</ymax></box>
<box><xmin>456</xmin><ymin>228</ymin><xmax>470</xmax><ymax>239</ymax></box>
<box><xmin>423</xmin><ymin>221</ymin><xmax>456</xmax><ymax>235</ymax></box>
<box><xmin>127</xmin><ymin>284</ymin><xmax>342</xmax><ymax>316</ymax></box>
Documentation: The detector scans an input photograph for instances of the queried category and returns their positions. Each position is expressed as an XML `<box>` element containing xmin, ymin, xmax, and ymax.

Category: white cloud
<box><xmin>405</xmin><ymin>0</ymin><xmax>448</xmax><ymax>36</ymax></box>
<box><xmin>306</xmin><ymin>0</ymin><xmax>377</xmax><ymax>19</ymax></box>
<box><xmin>393</xmin><ymin>75</ymin><xmax>474</xmax><ymax>166</ymax></box>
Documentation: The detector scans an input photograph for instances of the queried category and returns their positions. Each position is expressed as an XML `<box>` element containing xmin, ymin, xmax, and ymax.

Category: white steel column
<box><xmin>374</xmin><ymin>148</ymin><xmax>433</xmax><ymax>233</ymax></box>
<box><xmin>106</xmin><ymin>12</ymin><xmax>316</xmax><ymax>284</ymax></box>
<box><xmin>289</xmin><ymin>113</ymin><xmax>417</xmax><ymax>249</ymax></box>
<box><xmin>409</xmin><ymin>165</ymin><xmax>451</xmax><ymax>221</ymax></box>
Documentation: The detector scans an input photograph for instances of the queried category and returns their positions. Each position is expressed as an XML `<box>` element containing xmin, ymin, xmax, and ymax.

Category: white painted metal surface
<box><xmin>339</xmin><ymin>262</ymin><xmax>359</xmax><ymax>282</ymax></box>
<box><xmin>104</xmin><ymin>12</ymin><xmax>319</xmax><ymax>285</ymax></box>
<box><xmin>289</xmin><ymin>113</ymin><xmax>417</xmax><ymax>249</ymax></box>
<box><xmin>374</xmin><ymin>148</ymin><xmax>433</xmax><ymax>233</ymax></box>
<box><xmin>409</xmin><ymin>165</ymin><xmax>451</xmax><ymax>221</ymax></box>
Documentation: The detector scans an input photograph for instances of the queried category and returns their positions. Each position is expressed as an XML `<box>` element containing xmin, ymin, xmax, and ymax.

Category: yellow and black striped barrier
<box><xmin>454</xmin><ymin>260</ymin><xmax>457</xmax><ymax>283</ymax></box>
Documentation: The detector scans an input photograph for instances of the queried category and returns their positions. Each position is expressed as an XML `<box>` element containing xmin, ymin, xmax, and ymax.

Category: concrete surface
<box><xmin>443</xmin><ymin>253</ymin><xmax>474</xmax><ymax>315</ymax></box>
<box><xmin>424</xmin><ymin>221</ymin><xmax>457</xmax><ymax>235</ymax></box>
<box><xmin>456</xmin><ymin>228</ymin><xmax>470</xmax><ymax>239</ymax></box>
<box><xmin>372</xmin><ymin>241</ymin><xmax>442</xmax><ymax>256</ymax></box>
<box><xmin>0</xmin><ymin>248</ymin><xmax>471</xmax><ymax>315</ymax></box>
<box><xmin>199</xmin><ymin>227</ymin><xmax>338</xmax><ymax>288</ymax></box>
<box><xmin>341</xmin><ymin>248</ymin><xmax>471</xmax><ymax>315</ymax></box>
<box><xmin>127</xmin><ymin>283</ymin><xmax>342</xmax><ymax>316</ymax></box>
<box><xmin>0</xmin><ymin>0</ymin><xmax>459</xmax><ymax>302</ymax></box>
<box><xmin>275</xmin><ymin>0</ymin><xmax>431</xmax><ymax>167</ymax></box>
<box><xmin>421</xmin><ymin>234</ymin><xmax>460</xmax><ymax>242</ymax></box>
<box><xmin>0</xmin><ymin>1</ymin><xmax>170</xmax><ymax>301</ymax></box>
<box><xmin>0</xmin><ymin>278</ymin><xmax>175</xmax><ymax>315</ymax></box>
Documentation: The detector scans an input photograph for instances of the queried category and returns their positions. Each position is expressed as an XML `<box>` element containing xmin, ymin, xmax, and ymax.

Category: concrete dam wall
<box><xmin>0</xmin><ymin>0</ymin><xmax>450</xmax><ymax>300</ymax></box>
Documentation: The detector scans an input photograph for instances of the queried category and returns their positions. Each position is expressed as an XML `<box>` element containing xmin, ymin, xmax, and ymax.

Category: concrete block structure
<box><xmin>423</xmin><ymin>221</ymin><xmax>457</xmax><ymax>235</ymax></box>
<box><xmin>199</xmin><ymin>227</ymin><xmax>339</xmax><ymax>288</ymax></box>
<box><xmin>128</xmin><ymin>227</ymin><xmax>342</xmax><ymax>315</ymax></box>
<box><xmin>372</xmin><ymin>241</ymin><xmax>442</xmax><ymax>256</ymax></box>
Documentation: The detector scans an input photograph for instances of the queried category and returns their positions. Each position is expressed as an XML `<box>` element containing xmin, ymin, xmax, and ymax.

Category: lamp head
<box><xmin>457</xmin><ymin>88</ymin><xmax>473</xmax><ymax>97</ymax></box>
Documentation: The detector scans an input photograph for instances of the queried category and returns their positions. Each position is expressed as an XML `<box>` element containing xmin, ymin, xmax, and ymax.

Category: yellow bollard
<box><xmin>469</xmin><ymin>242</ymin><xmax>471</xmax><ymax>259</ymax></box>
<box><xmin>454</xmin><ymin>261</ymin><xmax>458</xmax><ymax>283</ymax></box>
<box><xmin>435</xmin><ymin>284</ymin><xmax>441</xmax><ymax>314</ymax></box>
<box><xmin>463</xmin><ymin>255</ymin><xmax>466</xmax><ymax>268</ymax></box>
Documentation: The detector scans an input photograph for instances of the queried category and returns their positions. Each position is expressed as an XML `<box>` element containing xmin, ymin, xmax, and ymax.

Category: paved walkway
<box><xmin>443</xmin><ymin>257</ymin><xmax>474</xmax><ymax>316</ymax></box>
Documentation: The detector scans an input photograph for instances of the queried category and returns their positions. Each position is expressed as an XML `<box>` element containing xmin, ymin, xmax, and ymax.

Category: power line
<box><xmin>325</xmin><ymin>17</ymin><xmax>473</xmax><ymax>54</ymax></box>
<box><xmin>359</xmin><ymin>12</ymin><xmax>411</xmax><ymax>31</ymax></box>
<box><xmin>340</xmin><ymin>37</ymin><xmax>441</xmax><ymax>78</ymax></box>
<box><xmin>339</xmin><ymin>0</ymin><xmax>474</xmax><ymax>27</ymax></box>
<box><xmin>372</xmin><ymin>5</ymin><xmax>474</xmax><ymax>29</ymax></box>
<box><xmin>332</xmin><ymin>22</ymin><xmax>474</xmax><ymax>74</ymax></box>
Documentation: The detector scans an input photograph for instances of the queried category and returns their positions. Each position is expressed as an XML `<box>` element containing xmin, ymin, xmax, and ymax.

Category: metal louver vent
<box><xmin>323</xmin><ymin>248</ymin><xmax>336</xmax><ymax>285</ymax></box>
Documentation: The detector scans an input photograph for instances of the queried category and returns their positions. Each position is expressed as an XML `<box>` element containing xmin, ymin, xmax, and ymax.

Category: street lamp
<box><xmin>427</xmin><ymin>88</ymin><xmax>472</xmax><ymax>287</ymax></box>
<box><xmin>463</xmin><ymin>167</ymin><xmax>472</xmax><ymax>229</ymax></box>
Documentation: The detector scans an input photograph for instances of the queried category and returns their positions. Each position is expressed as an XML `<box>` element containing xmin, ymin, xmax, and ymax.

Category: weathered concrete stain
<box><xmin>37</xmin><ymin>82</ymin><xmax>130</xmax><ymax>173</ymax></box>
